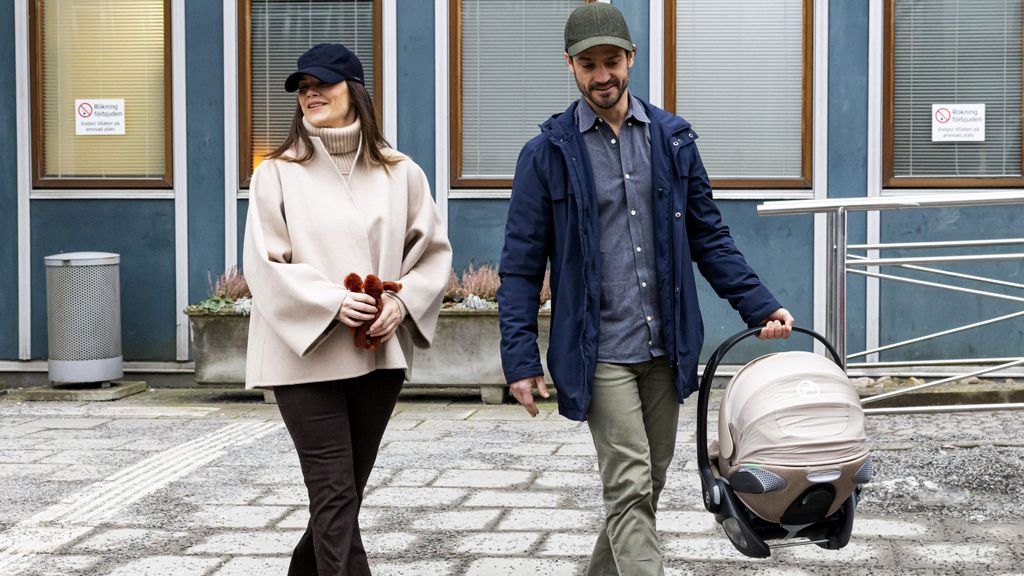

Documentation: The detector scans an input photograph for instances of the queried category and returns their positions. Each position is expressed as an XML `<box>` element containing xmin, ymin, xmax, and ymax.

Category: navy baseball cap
<box><xmin>284</xmin><ymin>43</ymin><xmax>365</xmax><ymax>92</ymax></box>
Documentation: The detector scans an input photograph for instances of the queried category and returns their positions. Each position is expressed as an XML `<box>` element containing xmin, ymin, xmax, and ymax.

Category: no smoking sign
<box><xmin>932</xmin><ymin>103</ymin><xmax>984</xmax><ymax>142</ymax></box>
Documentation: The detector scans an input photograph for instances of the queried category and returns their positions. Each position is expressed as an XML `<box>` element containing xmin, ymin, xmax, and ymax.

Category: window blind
<box><xmin>250</xmin><ymin>0</ymin><xmax>375</xmax><ymax>173</ymax></box>
<box><xmin>893</xmin><ymin>0</ymin><xmax>1022</xmax><ymax>179</ymax></box>
<box><xmin>460</xmin><ymin>0</ymin><xmax>580</xmax><ymax>181</ymax></box>
<box><xmin>40</xmin><ymin>0</ymin><xmax>167</xmax><ymax>181</ymax></box>
<box><xmin>675</xmin><ymin>0</ymin><xmax>804</xmax><ymax>180</ymax></box>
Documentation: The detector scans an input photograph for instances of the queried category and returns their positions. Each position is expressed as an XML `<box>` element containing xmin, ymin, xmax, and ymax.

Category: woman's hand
<box><xmin>368</xmin><ymin>294</ymin><xmax>405</xmax><ymax>343</ymax></box>
<box><xmin>336</xmin><ymin>292</ymin><xmax>377</xmax><ymax>327</ymax></box>
<box><xmin>758</xmin><ymin>308</ymin><xmax>794</xmax><ymax>340</ymax></box>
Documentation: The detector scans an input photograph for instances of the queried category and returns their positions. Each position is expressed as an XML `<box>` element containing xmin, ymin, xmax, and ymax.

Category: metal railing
<box><xmin>757</xmin><ymin>191</ymin><xmax>1024</xmax><ymax>414</ymax></box>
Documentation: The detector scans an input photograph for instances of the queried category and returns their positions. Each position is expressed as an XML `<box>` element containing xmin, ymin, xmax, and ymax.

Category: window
<box><xmin>452</xmin><ymin>0</ymin><xmax>581</xmax><ymax>188</ymax></box>
<box><xmin>240</xmin><ymin>0</ymin><xmax>380</xmax><ymax>187</ymax></box>
<box><xmin>31</xmin><ymin>0</ymin><xmax>172</xmax><ymax>188</ymax></box>
<box><xmin>665</xmin><ymin>0</ymin><xmax>812</xmax><ymax>189</ymax></box>
<box><xmin>886</xmin><ymin>0</ymin><xmax>1023</xmax><ymax>188</ymax></box>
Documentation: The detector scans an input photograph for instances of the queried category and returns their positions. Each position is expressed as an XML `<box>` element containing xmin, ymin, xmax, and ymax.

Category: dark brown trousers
<box><xmin>274</xmin><ymin>370</ymin><xmax>404</xmax><ymax>576</ymax></box>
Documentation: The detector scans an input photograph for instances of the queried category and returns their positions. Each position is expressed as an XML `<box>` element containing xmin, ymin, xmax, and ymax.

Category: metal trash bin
<box><xmin>45</xmin><ymin>252</ymin><xmax>124</xmax><ymax>384</ymax></box>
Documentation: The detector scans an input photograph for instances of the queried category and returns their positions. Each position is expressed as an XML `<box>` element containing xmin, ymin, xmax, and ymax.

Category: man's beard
<box><xmin>576</xmin><ymin>76</ymin><xmax>629</xmax><ymax>110</ymax></box>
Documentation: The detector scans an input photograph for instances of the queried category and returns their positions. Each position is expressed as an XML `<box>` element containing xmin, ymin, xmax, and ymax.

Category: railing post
<box><xmin>825</xmin><ymin>208</ymin><xmax>848</xmax><ymax>360</ymax></box>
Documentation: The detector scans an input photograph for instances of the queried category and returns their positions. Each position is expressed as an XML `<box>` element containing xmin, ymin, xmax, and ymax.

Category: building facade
<box><xmin>1</xmin><ymin>0</ymin><xmax>1022</xmax><ymax>374</ymax></box>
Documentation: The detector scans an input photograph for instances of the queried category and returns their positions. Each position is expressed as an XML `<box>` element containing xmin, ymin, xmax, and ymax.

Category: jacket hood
<box><xmin>540</xmin><ymin>97</ymin><xmax>692</xmax><ymax>143</ymax></box>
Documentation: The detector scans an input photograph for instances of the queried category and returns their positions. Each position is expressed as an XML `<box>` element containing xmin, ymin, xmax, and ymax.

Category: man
<box><xmin>497</xmin><ymin>3</ymin><xmax>794</xmax><ymax>575</ymax></box>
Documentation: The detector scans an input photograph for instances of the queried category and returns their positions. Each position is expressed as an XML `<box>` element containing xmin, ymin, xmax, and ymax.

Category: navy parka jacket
<box><xmin>498</xmin><ymin>98</ymin><xmax>781</xmax><ymax>422</ymax></box>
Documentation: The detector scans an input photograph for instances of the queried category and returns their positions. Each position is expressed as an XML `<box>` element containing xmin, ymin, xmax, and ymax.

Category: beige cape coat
<box><xmin>242</xmin><ymin>138</ymin><xmax>452</xmax><ymax>388</ymax></box>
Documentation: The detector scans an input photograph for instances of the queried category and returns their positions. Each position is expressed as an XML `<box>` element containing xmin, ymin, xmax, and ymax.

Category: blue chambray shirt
<box><xmin>576</xmin><ymin>95</ymin><xmax>666</xmax><ymax>363</ymax></box>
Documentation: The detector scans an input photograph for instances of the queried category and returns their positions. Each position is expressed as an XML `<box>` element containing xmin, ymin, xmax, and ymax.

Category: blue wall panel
<box><xmin>612</xmin><ymin>0</ymin><xmax>649</xmax><ymax>102</ymax></box>
<box><xmin>828</xmin><ymin>0</ymin><xmax>869</xmax><ymax>354</ymax></box>
<box><xmin>695</xmin><ymin>201</ymin><xmax>815</xmax><ymax>360</ymax></box>
<box><xmin>397</xmin><ymin>0</ymin><xmax>436</xmax><ymax>191</ymax></box>
<box><xmin>448</xmin><ymin>199</ymin><xmax>509</xmax><ymax>273</ymax></box>
<box><xmin>880</xmin><ymin>206</ymin><xmax>1024</xmax><ymax>360</ymax></box>
<box><xmin>186</xmin><ymin>0</ymin><xmax>226</xmax><ymax>304</ymax></box>
<box><xmin>0</xmin><ymin>0</ymin><xmax>18</xmax><ymax>358</ymax></box>
<box><xmin>30</xmin><ymin>201</ymin><xmax>177</xmax><ymax>361</ymax></box>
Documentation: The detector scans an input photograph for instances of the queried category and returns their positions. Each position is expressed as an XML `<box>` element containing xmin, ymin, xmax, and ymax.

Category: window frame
<box><xmin>449</xmin><ymin>0</ymin><xmax>510</xmax><ymax>189</ymax></box>
<box><xmin>883</xmin><ymin>0</ymin><xmax>1024</xmax><ymax>188</ymax></box>
<box><xmin>29</xmin><ymin>0</ymin><xmax>174</xmax><ymax>189</ymax></box>
<box><xmin>663</xmin><ymin>0</ymin><xmax>813</xmax><ymax>189</ymax></box>
<box><xmin>238</xmin><ymin>0</ymin><xmax>383</xmax><ymax>189</ymax></box>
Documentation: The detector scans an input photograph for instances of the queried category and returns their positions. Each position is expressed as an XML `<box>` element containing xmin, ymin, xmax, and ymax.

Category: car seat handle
<box><xmin>695</xmin><ymin>325</ymin><xmax>843</xmax><ymax>514</ymax></box>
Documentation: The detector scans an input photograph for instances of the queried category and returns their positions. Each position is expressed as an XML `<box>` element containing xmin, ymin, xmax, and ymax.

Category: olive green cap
<box><xmin>564</xmin><ymin>2</ymin><xmax>634</xmax><ymax>57</ymax></box>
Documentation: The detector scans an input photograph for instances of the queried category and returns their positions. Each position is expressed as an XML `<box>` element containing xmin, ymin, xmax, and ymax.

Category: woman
<box><xmin>243</xmin><ymin>43</ymin><xmax>451</xmax><ymax>575</ymax></box>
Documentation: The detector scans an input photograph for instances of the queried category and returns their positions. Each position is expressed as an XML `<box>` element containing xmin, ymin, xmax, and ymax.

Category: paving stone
<box><xmin>416</xmin><ymin>420</ymin><xmax>500</xmax><ymax>432</ymax></box>
<box><xmin>102</xmin><ymin>556</ymin><xmax>222</xmax><ymax>576</ymax></box>
<box><xmin>211</xmin><ymin>556</ymin><xmax>292</xmax><ymax>576</ymax></box>
<box><xmin>498</xmin><ymin>509</ymin><xmax>600</xmax><ymax>531</ymax></box>
<box><xmin>390</xmin><ymin>468</ymin><xmax>441</xmax><ymax>486</ymax></box>
<box><xmin>382</xmin><ymin>419</ymin><xmax>423</xmax><ymax>430</ymax></box>
<box><xmin>0</xmin><ymin>450</ymin><xmax>56</xmax><ymax>463</ymax></box>
<box><xmin>275</xmin><ymin>508</ymin><xmax>310</xmax><ymax>529</ymax></box>
<box><xmin>0</xmin><ymin>526</ymin><xmax>94</xmax><ymax>553</ymax></box>
<box><xmin>364</xmin><ymin>532</ymin><xmax>417</xmax><ymax>554</ymax></box>
<box><xmin>176</xmin><ymin>484</ymin><xmax>268</xmax><ymax>506</ymax></box>
<box><xmin>663</xmin><ymin>537</ymin><xmax>759</xmax><ymax>562</ymax></box>
<box><xmin>16</xmin><ymin>554</ymin><xmax>103</xmax><ymax>576</ymax></box>
<box><xmin>474</xmin><ymin>443</ymin><xmax>561</xmax><ymax>456</ymax></box>
<box><xmin>456</xmin><ymin>532</ymin><xmax>541</xmax><ymax>554</ymax></box>
<box><xmin>74</xmin><ymin>528</ymin><xmax>192</xmax><ymax>553</ymax></box>
<box><xmin>384</xmin><ymin>441</ymin><xmax>474</xmax><ymax>455</ymax></box>
<box><xmin>852</xmin><ymin>518</ymin><xmax>930</xmax><ymax>538</ymax></box>
<box><xmin>463</xmin><ymin>557</ymin><xmax>579</xmax><ymax>576</ymax></box>
<box><xmin>657</xmin><ymin>510</ymin><xmax>718</xmax><ymax>533</ymax></box>
<box><xmin>534</xmin><ymin>471</ymin><xmax>601</xmax><ymax>488</ymax></box>
<box><xmin>0</xmin><ymin>463</ymin><xmax>62</xmax><ymax>478</ymax></box>
<box><xmin>380</xmin><ymin>429</ymin><xmax>447</xmax><ymax>442</ymax></box>
<box><xmin>37</xmin><ymin>450</ymin><xmax>140</xmax><ymax>466</ymax></box>
<box><xmin>463</xmin><ymin>490</ymin><xmax>563</xmax><ymax>509</ymax></box>
<box><xmin>901</xmin><ymin>543</ymin><xmax>1003</xmax><ymax>568</ymax></box>
<box><xmin>509</xmin><ymin>456</ymin><xmax>598</xmax><ymax>472</ymax></box>
<box><xmin>391</xmin><ymin>409</ymin><xmax>477</xmax><ymax>420</ymax></box>
<box><xmin>434</xmin><ymin>469</ymin><xmax>533</xmax><ymax>488</ymax></box>
<box><xmin>412</xmin><ymin>509</ymin><xmax>502</xmax><ymax>531</ymax></box>
<box><xmin>362</xmin><ymin>487</ymin><xmax>467</xmax><ymax>508</ymax></box>
<box><xmin>187</xmin><ymin>530</ymin><xmax>303</xmax><ymax>555</ymax></box>
<box><xmin>371</xmin><ymin>560</ymin><xmax>457</xmax><ymax>576</ymax></box>
<box><xmin>539</xmin><ymin>532</ymin><xmax>597</xmax><ymax>556</ymax></box>
<box><xmin>189</xmin><ymin>505</ymin><xmax>291</xmax><ymax>528</ymax></box>
<box><xmin>256</xmin><ymin>485</ymin><xmax>309</xmax><ymax>506</ymax></box>
<box><xmin>365</xmin><ymin>467</ymin><xmax>394</xmax><ymax>488</ymax></box>
<box><xmin>46</xmin><ymin>464</ymin><xmax>120</xmax><ymax>482</ymax></box>
<box><xmin>26</xmin><ymin>418</ymin><xmax>111</xmax><ymax>429</ymax></box>
<box><xmin>554</xmin><ymin>443</ymin><xmax>597</xmax><ymax>456</ymax></box>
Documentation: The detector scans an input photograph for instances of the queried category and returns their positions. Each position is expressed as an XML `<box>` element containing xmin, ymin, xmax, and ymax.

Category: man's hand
<box><xmin>509</xmin><ymin>376</ymin><xmax>549</xmax><ymax>417</ymax></box>
<box><xmin>758</xmin><ymin>307</ymin><xmax>794</xmax><ymax>340</ymax></box>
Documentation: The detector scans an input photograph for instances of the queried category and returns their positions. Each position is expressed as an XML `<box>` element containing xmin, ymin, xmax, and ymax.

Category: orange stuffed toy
<box><xmin>343</xmin><ymin>273</ymin><xmax>403</xmax><ymax>350</ymax></box>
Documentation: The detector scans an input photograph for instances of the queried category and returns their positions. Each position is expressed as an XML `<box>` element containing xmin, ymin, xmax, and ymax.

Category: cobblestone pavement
<box><xmin>0</xmin><ymin>389</ymin><xmax>1021</xmax><ymax>576</ymax></box>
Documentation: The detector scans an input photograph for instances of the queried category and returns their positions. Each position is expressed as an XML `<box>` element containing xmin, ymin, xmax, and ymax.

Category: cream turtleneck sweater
<box><xmin>303</xmin><ymin>117</ymin><xmax>361</xmax><ymax>177</ymax></box>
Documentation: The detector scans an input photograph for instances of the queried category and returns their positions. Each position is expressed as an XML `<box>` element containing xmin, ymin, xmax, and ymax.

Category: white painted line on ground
<box><xmin>0</xmin><ymin>420</ymin><xmax>284</xmax><ymax>575</ymax></box>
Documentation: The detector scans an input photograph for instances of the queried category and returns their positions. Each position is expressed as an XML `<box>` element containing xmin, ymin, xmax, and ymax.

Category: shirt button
<box><xmin>611</xmin><ymin>138</ymin><xmax>617</xmax><ymax>144</ymax></box>
<box><xmin>628</xmin><ymin>121</ymin><xmax>633</xmax><ymax>127</ymax></box>
<box><xmin>630</xmin><ymin>209</ymin><xmax>636</xmax><ymax>216</ymax></box>
<box><xmin>646</xmin><ymin>316</ymin><xmax>653</xmax><ymax>322</ymax></box>
<box><xmin>624</xmin><ymin>173</ymin><xmax>631</xmax><ymax>179</ymax></box>
<box><xmin>674</xmin><ymin>212</ymin><xmax>682</xmax><ymax>218</ymax></box>
<box><xmin>648</xmin><ymin>340</ymin><xmax>653</xmax><ymax>346</ymax></box>
<box><xmin>641</xmin><ymin>281</ymin><xmax>647</xmax><ymax>288</ymax></box>
<box><xmin>635</xmin><ymin>246</ymin><xmax>642</xmax><ymax>252</ymax></box>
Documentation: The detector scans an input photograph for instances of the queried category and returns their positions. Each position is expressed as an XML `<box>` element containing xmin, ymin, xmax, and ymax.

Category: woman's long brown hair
<box><xmin>266</xmin><ymin>80</ymin><xmax>399</xmax><ymax>167</ymax></box>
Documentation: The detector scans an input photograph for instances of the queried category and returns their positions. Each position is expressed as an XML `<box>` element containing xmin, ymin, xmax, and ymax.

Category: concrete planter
<box><xmin>186</xmin><ymin>314</ymin><xmax>249</xmax><ymax>384</ymax></box>
<box><xmin>413</xmin><ymin>308</ymin><xmax>551</xmax><ymax>403</ymax></box>
<box><xmin>185</xmin><ymin>309</ymin><xmax>551</xmax><ymax>404</ymax></box>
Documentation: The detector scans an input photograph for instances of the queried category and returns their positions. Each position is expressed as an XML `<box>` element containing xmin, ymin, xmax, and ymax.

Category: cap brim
<box><xmin>284</xmin><ymin>66</ymin><xmax>348</xmax><ymax>92</ymax></box>
<box><xmin>567</xmin><ymin>36</ymin><xmax>634</xmax><ymax>57</ymax></box>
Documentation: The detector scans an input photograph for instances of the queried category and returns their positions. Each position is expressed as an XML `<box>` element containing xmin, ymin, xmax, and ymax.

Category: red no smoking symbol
<box><xmin>77</xmin><ymin>103</ymin><xmax>93</xmax><ymax>118</ymax></box>
<box><xmin>934</xmin><ymin>107</ymin><xmax>951</xmax><ymax>123</ymax></box>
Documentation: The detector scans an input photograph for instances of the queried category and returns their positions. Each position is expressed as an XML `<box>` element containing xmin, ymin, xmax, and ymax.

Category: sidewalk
<box><xmin>0</xmin><ymin>389</ymin><xmax>1021</xmax><ymax>576</ymax></box>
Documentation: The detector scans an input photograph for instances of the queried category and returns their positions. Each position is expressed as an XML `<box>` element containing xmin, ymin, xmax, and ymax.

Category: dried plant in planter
<box><xmin>187</xmin><ymin>266</ymin><xmax>252</xmax><ymax>315</ymax></box>
<box><xmin>459</xmin><ymin>263</ymin><xmax>501</xmax><ymax>301</ymax></box>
